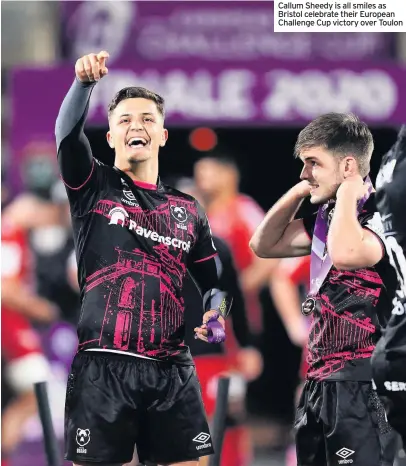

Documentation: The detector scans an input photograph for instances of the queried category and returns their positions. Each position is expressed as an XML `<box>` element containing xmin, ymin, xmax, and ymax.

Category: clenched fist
<box><xmin>75</xmin><ymin>50</ymin><xmax>109</xmax><ymax>83</ymax></box>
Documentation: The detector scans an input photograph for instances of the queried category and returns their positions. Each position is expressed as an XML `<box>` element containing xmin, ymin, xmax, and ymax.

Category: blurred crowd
<box><xmin>2</xmin><ymin>2</ymin><xmax>406</xmax><ymax>466</ymax></box>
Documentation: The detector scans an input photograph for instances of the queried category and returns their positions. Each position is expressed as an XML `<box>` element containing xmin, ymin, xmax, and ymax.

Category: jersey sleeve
<box><xmin>359</xmin><ymin>202</ymin><xmax>387</xmax><ymax>257</ymax></box>
<box><xmin>1</xmin><ymin>226</ymin><xmax>25</xmax><ymax>281</ymax></box>
<box><xmin>188</xmin><ymin>201</ymin><xmax>217</xmax><ymax>264</ymax></box>
<box><xmin>236</xmin><ymin>195</ymin><xmax>265</xmax><ymax>236</ymax></box>
<box><xmin>55</xmin><ymin>78</ymin><xmax>106</xmax><ymax>217</ymax></box>
<box><xmin>1</xmin><ymin>237</ymin><xmax>23</xmax><ymax>280</ymax></box>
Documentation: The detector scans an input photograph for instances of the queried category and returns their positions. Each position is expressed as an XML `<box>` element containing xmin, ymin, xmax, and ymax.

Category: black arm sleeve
<box><xmin>187</xmin><ymin>254</ymin><xmax>233</xmax><ymax>319</ymax></box>
<box><xmin>187</xmin><ymin>202</ymin><xmax>232</xmax><ymax>318</ymax></box>
<box><xmin>55</xmin><ymin>78</ymin><xmax>96</xmax><ymax>188</ymax></box>
<box><xmin>212</xmin><ymin>237</ymin><xmax>253</xmax><ymax>347</ymax></box>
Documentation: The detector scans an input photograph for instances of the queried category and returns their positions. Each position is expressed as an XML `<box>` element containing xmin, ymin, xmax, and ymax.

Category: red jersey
<box><xmin>279</xmin><ymin>256</ymin><xmax>311</xmax><ymax>287</ymax></box>
<box><xmin>1</xmin><ymin>219</ymin><xmax>42</xmax><ymax>362</ymax></box>
<box><xmin>207</xmin><ymin>194</ymin><xmax>265</xmax><ymax>272</ymax></box>
<box><xmin>207</xmin><ymin>194</ymin><xmax>265</xmax><ymax>334</ymax></box>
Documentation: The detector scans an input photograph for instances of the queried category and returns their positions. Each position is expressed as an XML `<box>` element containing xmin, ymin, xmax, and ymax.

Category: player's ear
<box><xmin>342</xmin><ymin>156</ymin><xmax>357</xmax><ymax>178</ymax></box>
<box><xmin>106</xmin><ymin>130</ymin><xmax>115</xmax><ymax>149</ymax></box>
<box><xmin>160</xmin><ymin>128</ymin><xmax>168</xmax><ymax>148</ymax></box>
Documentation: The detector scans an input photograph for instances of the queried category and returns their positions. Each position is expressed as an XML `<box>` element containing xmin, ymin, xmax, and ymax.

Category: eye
<box><xmin>120</xmin><ymin>118</ymin><xmax>129</xmax><ymax>124</ymax></box>
<box><xmin>144</xmin><ymin>116</ymin><xmax>154</xmax><ymax>122</ymax></box>
<box><xmin>311</xmin><ymin>161</ymin><xmax>317</xmax><ymax>166</ymax></box>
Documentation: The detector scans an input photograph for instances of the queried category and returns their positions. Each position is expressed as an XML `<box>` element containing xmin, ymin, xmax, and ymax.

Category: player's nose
<box><xmin>300</xmin><ymin>165</ymin><xmax>308</xmax><ymax>180</ymax></box>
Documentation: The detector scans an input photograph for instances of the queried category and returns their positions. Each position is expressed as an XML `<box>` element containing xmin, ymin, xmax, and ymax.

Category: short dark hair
<box><xmin>200</xmin><ymin>153</ymin><xmax>239</xmax><ymax>172</ymax></box>
<box><xmin>108</xmin><ymin>87</ymin><xmax>165</xmax><ymax>119</ymax></box>
<box><xmin>294</xmin><ymin>113</ymin><xmax>374</xmax><ymax>177</ymax></box>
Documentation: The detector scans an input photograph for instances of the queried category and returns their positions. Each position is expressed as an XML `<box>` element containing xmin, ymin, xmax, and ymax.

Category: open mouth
<box><xmin>310</xmin><ymin>184</ymin><xmax>319</xmax><ymax>192</ymax></box>
<box><xmin>127</xmin><ymin>137</ymin><xmax>149</xmax><ymax>149</ymax></box>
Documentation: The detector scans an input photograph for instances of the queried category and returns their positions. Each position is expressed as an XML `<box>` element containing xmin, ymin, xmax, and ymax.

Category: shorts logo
<box><xmin>76</xmin><ymin>428</ymin><xmax>90</xmax><ymax>454</ymax></box>
<box><xmin>109</xmin><ymin>207</ymin><xmax>129</xmax><ymax>226</ymax></box>
<box><xmin>170</xmin><ymin>205</ymin><xmax>188</xmax><ymax>223</ymax></box>
<box><xmin>193</xmin><ymin>432</ymin><xmax>212</xmax><ymax>451</ymax></box>
<box><xmin>336</xmin><ymin>447</ymin><xmax>354</xmax><ymax>464</ymax></box>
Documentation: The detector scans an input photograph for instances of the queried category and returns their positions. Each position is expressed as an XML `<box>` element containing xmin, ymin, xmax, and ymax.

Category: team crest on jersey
<box><xmin>170</xmin><ymin>205</ymin><xmax>188</xmax><ymax>223</ymax></box>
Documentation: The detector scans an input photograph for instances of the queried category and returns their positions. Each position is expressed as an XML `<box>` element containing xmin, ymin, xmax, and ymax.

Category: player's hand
<box><xmin>337</xmin><ymin>175</ymin><xmax>369</xmax><ymax>201</ymax></box>
<box><xmin>75</xmin><ymin>50</ymin><xmax>109</xmax><ymax>83</ymax></box>
<box><xmin>292</xmin><ymin>180</ymin><xmax>312</xmax><ymax>199</ymax></box>
<box><xmin>194</xmin><ymin>310</ymin><xmax>225</xmax><ymax>343</ymax></box>
<box><xmin>236</xmin><ymin>347</ymin><xmax>263</xmax><ymax>381</ymax></box>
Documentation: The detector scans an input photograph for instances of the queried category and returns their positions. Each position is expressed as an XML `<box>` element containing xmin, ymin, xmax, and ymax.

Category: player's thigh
<box><xmin>324</xmin><ymin>381</ymin><xmax>397</xmax><ymax>466</ymax></box>
<box><xmin>294</xmin><ymin>380</ymin><xmax>326</xmax><ymax>466</ymax></box>
<box><xmin>73</xmin><ymin>463</ymin><xmax>124</xmax><ymax>466</ymax></box>
<box><xmin>65</xmin><ymin>352</ymin><xmax>139</xmax><ymax>465</ymax></box>
<box><xmin>142</xmin><ymin>365</ymin><xmax>213</xmax><ymax>465</ymax></box>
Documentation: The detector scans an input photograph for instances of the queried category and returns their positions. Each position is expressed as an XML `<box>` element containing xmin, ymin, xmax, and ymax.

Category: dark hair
<box><xmin>200</xmin><ymin>153</ymin><xmax>240</xmax><ymax>172</ymax></box>
<box><xmin>108</xmin><ymin>87</ymin><xmax>165</xmax><ymax>119</ymax></box>
<box><xmin>294</xmin><ymin>112</ymin><xmax>374</xmax><ymax>177</ymax></box>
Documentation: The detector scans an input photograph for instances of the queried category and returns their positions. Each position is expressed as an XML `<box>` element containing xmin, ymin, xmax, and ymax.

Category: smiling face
<box><xmin>299</xmin><ymin>146</ymin><xmax>345</xmax><ymax>204</ymax></box>
<box><xmin>106</xmin><ymin>96</ymin><xmax>168</xmax><ymax>168</ymax></box>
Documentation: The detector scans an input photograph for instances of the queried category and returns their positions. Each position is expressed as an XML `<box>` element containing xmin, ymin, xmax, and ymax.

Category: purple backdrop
<box><xmin>10</xmin><ymin>322</ymin><xmax>77</xmax><ymax>466</ymax></box>
<box><xmin>9</xmin><ymin>60</ymin><xmax>406</xmax><ymax>192</ymax></box>
<box><xmin>59</xmin><ymin>1</ymin><xmax>395</xmax><ymax>62</ymax></box>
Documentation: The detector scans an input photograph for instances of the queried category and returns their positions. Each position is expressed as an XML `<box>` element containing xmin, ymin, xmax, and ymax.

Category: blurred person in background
<box><xmin>194</xmin><ymin>154</ymin><xmax>277</xmax><ymax>338</ymax></box>
<box><xmin>1</xmin><ymin>178</ymin><xmax>56</xmax><ymax>465</ymax></box>
<box><xmin>250</xmin><ymin>113</ymin><xmax>398</xmax><ymax>466</ymax></box>
<box><xmin>30</xmin><ymin>179</ymin><xmax>80</xmax><ymax>325</ymax></box>
<box><xmin>177</xmin><ymin>177</ymin><xmax>263</xmax><ymax>466</ymax></box>
<box><xmin>372</xmin><ymin>126</ymin><xmax>406</xmax><ymax>448</ymax></box>
<box><xmin>270</xmin><ymin>256</ymin><xmax>310</xmax><ymax>466</ymax></box>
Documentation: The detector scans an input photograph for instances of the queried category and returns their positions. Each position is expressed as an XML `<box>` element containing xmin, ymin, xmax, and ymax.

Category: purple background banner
<box><xmin>9</xmin><ymin>60</ymin><xmax>406</xmax><ymax>192</ymax></box>
<box><xmin>60</xmin><ymin>1</ymin><xmax>395</xmax><ymax>63</ymax></box>
<box><xmin>10</xmin><ymin>322</ymin><xmax>77</xmax><ymax>466</ymax></box>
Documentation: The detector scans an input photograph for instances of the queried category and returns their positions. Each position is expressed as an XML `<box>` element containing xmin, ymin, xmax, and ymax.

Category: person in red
<box><xmin>270</xmin><ymin>256</ymin><xmax>311</xmax><ymax>466</ymax></box>
<box><xmin>194</xmin><ymin>155</ymin><xmax>277</xmax><ymax>338</ymax></box>
<box><xmin>1</xmin><ymin>201</ymin><xmax>55</xmax><ymax>465</ymax></box>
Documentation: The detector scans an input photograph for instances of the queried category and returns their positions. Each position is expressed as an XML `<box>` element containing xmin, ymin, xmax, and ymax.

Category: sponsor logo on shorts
<box><xmin>336</xmin><ymin>447</ymin><xmax>354</xmax><ymax>464</ymax></box>
<box><xmin>108</xmin><ymin>207</ymin><xmax>191</xmax><ymax>251</ymax></box>
<box><xmin>193</xmin><ymin>432</ymin><xmax>212</xmax><ymax>450</ymax></box>
<box><xmin>384</xmin><ymin>381</ymin><xmax>406</xmax><ymax>391</ymax></box>
<box><xmin>76</xmin><ymin>428</ymin><xmax>90</xmax><ymax>454</ymax></box>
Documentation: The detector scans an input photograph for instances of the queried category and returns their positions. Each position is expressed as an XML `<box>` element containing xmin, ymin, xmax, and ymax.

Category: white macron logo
<box><xmin>108</xmin><ymin>207</ymin><xmax>191</xmax><ymax>252</ymax></box>
<box><xmin>336</xmin><ymin>447</ymin><xmax>354</xmax><ymax>464</ymax></box>
<box><xmin>122</xmin><ymin>190</ymin><xmax>140</xmax><ymax>207</ymax></box>
<box><xmin>192</xmin><ymin>432</ymin><xmax>212</xmax><ymax>451</ymax></box>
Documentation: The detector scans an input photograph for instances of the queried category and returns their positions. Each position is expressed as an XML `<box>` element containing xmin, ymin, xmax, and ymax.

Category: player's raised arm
<box><xmin>55</xmin><ymin>51</ymin><xmax>109</xmax><ymax>188</ymax></box>
<box><xmin>249</xmin><ymin>181</ymin><xmax>312</xmax><ymax>259</ymax></box>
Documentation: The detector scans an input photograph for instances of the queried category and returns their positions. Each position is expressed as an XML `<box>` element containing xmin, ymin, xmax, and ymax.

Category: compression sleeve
<box><xmin>55</xmin><ymin>79</ymin><xmax>97</xmax><ymax>188</ymax></box>
<box><xmin>187</xmin><ymin>255</ymin><xmax>233</xmax><ymax>319</ymax></box>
